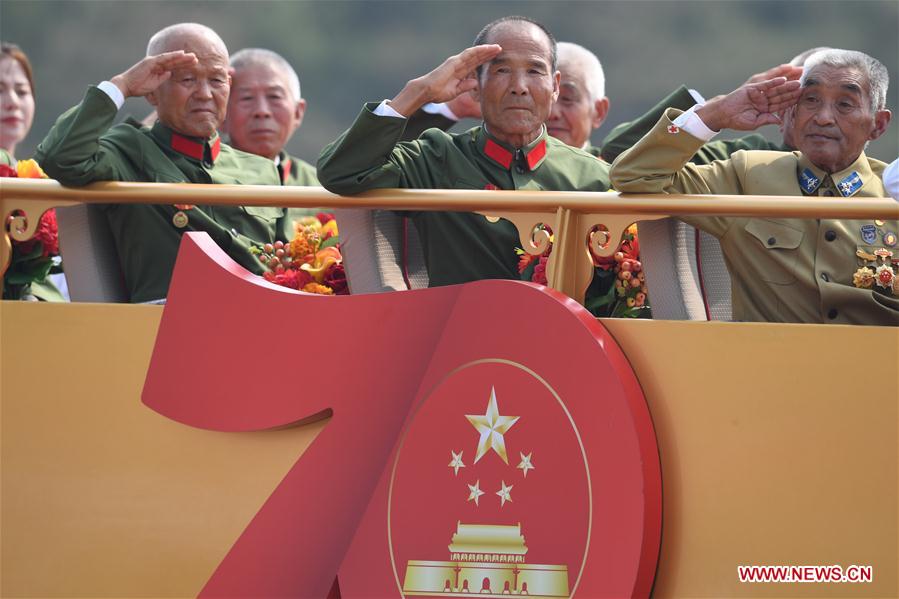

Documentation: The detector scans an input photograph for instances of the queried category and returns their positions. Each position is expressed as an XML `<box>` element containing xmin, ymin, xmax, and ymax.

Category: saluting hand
<box><xmin>109</xmin><ymin>51</ymin><xmax>199</xmax><ymax>98</ymax></box>
<box><xmin>743</xmin><ymin>64</ymin><xmax>804</xmax><ymax>86</ymax></box>
<box><xmin>696</xmin><ymin>77</ymin><xmax>802</xmax><ymax>132</ymax></box>
<box><xmin>389</xmin><ymin>44</ymin><xmax>502</xmax><ymax>117</ymax></box>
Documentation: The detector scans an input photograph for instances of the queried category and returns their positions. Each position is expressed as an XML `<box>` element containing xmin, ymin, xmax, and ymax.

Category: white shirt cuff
<box><xmin>687</xmin><ymin>88</ymin><xmax>706</xmax><ymax>104</ymax></box>
<box><xmin>97</xmin><ymin>81</ymin><xmax>125</xmax><ymax>109</ymax></box>
<box><xmin>422</xmin><ymin>102</ymin><xmax>460</xmax><ymax>121</ymax></box>
<box><xmin>672</xmin><ymin>104</ymin><xmax>717</xmax><ymax>141</ymax></box>
<box><xmin>373</xmin><ymin>100</ymin><xmax>407</xmax><ymax>119</ymax></box>
<box><xmin>883</xmin><ymin>158</ymin><xmax>899</xmax><ymax>201</ymax></box>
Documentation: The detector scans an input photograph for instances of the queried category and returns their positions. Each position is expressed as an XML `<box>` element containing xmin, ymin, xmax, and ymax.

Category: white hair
<box><xmin>789</xmin><ymin>46</ymin><xmax>833</xmax><ymax>67</ymax></box>
<box><xmin>557</xmin><ymin>41</ymin><xmax>605</xmax><ymax>101</ymax></box>
<box><xmin>146</xmin><ymin>23</ymin><xmax>228</xmax><ymax>58</ymax></box>
<box><xmin>230</xmin><ymin>48</ymin><xmax>302</xmax><ymax>101</ymax></box>
<box><xmin>801</xmin><ymin>49</ymin><xmax>889</xmax><ymax>112</ymax></box>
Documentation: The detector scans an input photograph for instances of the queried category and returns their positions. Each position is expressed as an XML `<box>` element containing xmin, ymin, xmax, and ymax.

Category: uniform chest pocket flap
<box><xmin>243</xmin><ymin>207</ymin><xmax>285</xmax><ymax>222</ymax></box>
<box><xmin>744</xmin><ymin>219</ymin><xmax>805</xmax><ymax>285</ymax></box>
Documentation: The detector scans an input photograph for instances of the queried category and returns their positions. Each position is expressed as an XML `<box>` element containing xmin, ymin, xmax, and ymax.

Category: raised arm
<box><xmin>35</xmin><ymin>52</ymin><xmax>197</xmax><ymax>185</ymax></box>
<box><xmin>317</xmin><ymin>45</ymin><xmax>500</xmax><ymax>195</ymax></box>
<box><xmin>695</xmin><ymin>76</ymin><xmax>801</xmax><ymax>132</ymax></box>
<box><xmin>387</xmin><ymin>44</ymin><xmax>500</xmax><ymax>117</ymax></box>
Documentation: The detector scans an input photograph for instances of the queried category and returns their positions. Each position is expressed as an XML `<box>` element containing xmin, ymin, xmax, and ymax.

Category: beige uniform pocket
<box><xmin>743</xmin><ymin>219</ymin><xmax>805</xmax><ymax>285</ymax></box>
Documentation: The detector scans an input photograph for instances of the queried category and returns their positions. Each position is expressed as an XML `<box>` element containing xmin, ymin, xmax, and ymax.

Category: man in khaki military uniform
<box><xmin>611</xmin><ymin>49</ymin><xmax>896</xmax><ymax>325</ymax></box>
<box><xmin>36</xmin><ymin>24</ymin><xmax>284</xmax><ymax>303</ymax></box>
<box><xmin>318</xmin><ymin>17</ymin><xmax>612</xmax><ymax>287</ymax></box>
<box><xmin>601</xmin><ymin>48</ymin><xmax>831</xmax><ymax>165</ymax></box>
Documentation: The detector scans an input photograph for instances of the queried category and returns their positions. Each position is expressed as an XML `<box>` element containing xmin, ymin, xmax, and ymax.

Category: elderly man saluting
<box><xmin>318</xmin><ymin>16</ymin><xmax>611</xmax><ymax>288</ymax></box>
<box><xmin>36</xmin><ymin>23</ymin><xmax>283</xmax><ymax>303</ymax></box>
<box><xmin>611</xmin><ymin>49</ymin><xmax>896</xmax><ymax>325</ymax></box>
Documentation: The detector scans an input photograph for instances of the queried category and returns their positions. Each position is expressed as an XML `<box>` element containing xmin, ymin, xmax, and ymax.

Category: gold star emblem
<box><xmin>467</xmin><ymin>480</ymin><xmax>485</xmax><ymax>506</ymax></box>
<box><xmin>517</xmin><ymin>451</ymin><xmax>535</xmax><ymax>478</ymax></box>
<box><xmin>496</xmin><ymin>480</ymin><xmax>513</xmax><ymax>507</ymax></box>
<box><xmin>466</xmin><ymin>387</ymin><xmax>519</xmax><ymax>464</ymax></box>
<box><xmin>448</xmin><ymin>450</ymin><xmax>465</xmax><ymax>476</ymax></box>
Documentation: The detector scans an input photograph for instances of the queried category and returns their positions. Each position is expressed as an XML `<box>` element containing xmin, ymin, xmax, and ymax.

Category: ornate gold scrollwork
<box><xmin>482</xmin><ymin>212</ymin><xmax>556</xmax><ymax>259</ymax></box>
<box><xmin>1</xmin><ymin>199</ymin><xmax>74</xmax><ymax>278</ymax></box>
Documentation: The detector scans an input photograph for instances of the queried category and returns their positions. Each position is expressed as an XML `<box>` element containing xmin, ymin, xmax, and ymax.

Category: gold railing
<box><xmin>3</xmin><ymin>178</ymin><xmax>898</xmax><ymax>300</ymax></box>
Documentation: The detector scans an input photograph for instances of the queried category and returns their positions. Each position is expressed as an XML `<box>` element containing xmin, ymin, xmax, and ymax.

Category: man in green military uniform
<box><xmin>318</xmin><ymin>16</ymin><xmax>611</xmax><ymax>287</ymax></box>
<box><xmin>36</xmin><ymin>23</ymin><xmax>285</xmax><ymax>303</ymax></box>
<box><xmin>223</xmin><ymin>48</ymin><xmax>318</xmax><ymax>188</ymax></box>
<box><xmin>601</xmin><ymin>49</ymin><xmax>832</xmax><ymax>166</ymax></box>
<box><xmin>611</xmin><ymin>49</ymin><xmax>896</xmax><ymax>325</ymax></box>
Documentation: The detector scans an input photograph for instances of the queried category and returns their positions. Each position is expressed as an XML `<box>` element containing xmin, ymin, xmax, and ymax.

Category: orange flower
<box><xmin>301</xmin><ymin>282</ymin><xmax>334</xmax><ymax>295</ymax></box>
<box><xmin>16</xmin><ymin>159</ymin><xmax>48</xmax><ymax>179</ymax></box>
<box><xmin>289</xmin><ymin>235</ymin><xmax>314</xmax><ymax>260</ymax></box>
<box><xmin>300</xmin><ymin>246</ymin><xmax>342</xmax><ymax>282</ymax></box>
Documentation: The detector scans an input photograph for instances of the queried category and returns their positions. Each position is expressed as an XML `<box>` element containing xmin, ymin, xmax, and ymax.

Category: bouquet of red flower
<box><xmin>251</xmin><ymin>212</ymin><xmax>348</xmax><ymax>295</ymax></box>
<box><xmin>2</xmin><ymin>160</ymin><xmax>64</xmax><ymax>300</ymax></box>
<box><xmin>517</xmin><ymin>223</ymin><xmax>651</xmax><ymax>318</ymax></box>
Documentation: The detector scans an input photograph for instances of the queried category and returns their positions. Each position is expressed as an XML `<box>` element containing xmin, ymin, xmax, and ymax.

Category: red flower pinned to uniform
<box><xmin>484</xmin><ymin>183</ymin><xmax>499</xmax><ymax>190</ymax></box>
<box><xmin>317</xmin><ymin>212</ymin><xmax>335</xmax><ymax>226</ymax></box>
<box><xmin>0</xmin><ymin>164</ymin><xmax>17</xmax><ymax>178</ymax></box>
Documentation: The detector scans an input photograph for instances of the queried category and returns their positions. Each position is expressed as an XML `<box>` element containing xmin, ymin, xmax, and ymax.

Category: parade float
<box><xmin>1</xmin><ymin>178</ymin><xmax>896</xmax><ymax>597</ymax></box>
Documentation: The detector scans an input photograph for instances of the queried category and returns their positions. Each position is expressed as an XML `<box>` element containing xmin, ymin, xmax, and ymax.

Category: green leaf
<box><xmin>320</xmin><ymin>235</ymin><xmax>340</xmax><ymax>250</ymax></box>
<box><xmin>14</xmin><ymin>241</ymin><xmax>43</xmax><ymax>261</ymax></box>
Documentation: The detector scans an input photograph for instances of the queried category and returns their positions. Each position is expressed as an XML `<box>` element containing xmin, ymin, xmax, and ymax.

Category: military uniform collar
<box><xmin>151</xmin><ymin>122</ymin><xmax>221</xmax><ymax>166</ymax></box>
<box><xmin>276</xmin><ymin>151</ymin><xmax>292</xmax><ymax>185</ymax></box>
<box><xmin>478</xmin><ymin>125</ymin><xmax>549</xmax><ymax>171</ymax></box>
<box><xmin>830</xmin><ymin>153</ymin><xmax>875</xmax><ymax>198</ymax></box>
<box><xmin>797</xmin><ymin>152</ymin><xmax>875</xmax><ymax>198</ymax></box>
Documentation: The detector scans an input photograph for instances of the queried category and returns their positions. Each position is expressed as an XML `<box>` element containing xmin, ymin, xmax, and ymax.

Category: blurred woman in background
<box><xmin>1</xmin><ymin>42</ymin><xmax>68</xmax><ymax>300</ymax></box>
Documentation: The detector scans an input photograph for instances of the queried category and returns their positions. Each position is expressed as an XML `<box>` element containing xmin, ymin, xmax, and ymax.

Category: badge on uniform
<box><xmin>666</xmin><ymin>125</ymin><xmax>679</xmax><ymax>134</ymax></box>
<box><xmin>172</xmin><ymin>211</ymin><xmax>189</xmax><ymax>228</ymax></box>
<box><xmin>860</xmin><ymin>224</ymin><xmax>877</xmax><ymax>244</ymax></box>
<box><xmin>883</xmin><ymin>231</ymin><xmax>897</xmax><ymax>247</ymax></box>
<box><xmin>798</xmin><ymin>168</ymin><xmax>821</xmax><ymax>194</ymax></box>
<box><xmin>853</xmin><ymin>246</ymin><xmax>898</xmax><ymax>295</ymax></box>
<box><xmin>837</xmin><ymin>171</ymin><xmax>862</xmax><ymax>197</ymax></box>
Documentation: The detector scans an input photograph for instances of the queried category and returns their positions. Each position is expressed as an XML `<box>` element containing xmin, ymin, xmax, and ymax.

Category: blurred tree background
<box><xmin>2</xmin><ymin>0</ymin><xmax>897</xmax><ymax>163</ymax></box>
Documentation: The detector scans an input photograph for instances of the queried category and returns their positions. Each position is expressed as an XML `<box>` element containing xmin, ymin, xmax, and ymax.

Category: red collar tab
<box><xmin>483</xmin><ymin>137</ymin><xmax>547</xmax><ymax>172</ymax></box>
<box><xmin>279</xmin><ymin>157</ymin><xmax>292</xmax><ymax>185</ymax></box>
<box><xmin>526</xmin><ymin>139</ymin><xmax>547</xmax><ymax>170</ymax></box>
<box><xmin>171</xmin><ymin>133</ymin><xmax>221</xmax><ymax>165</ymax></box>
<box><xmin>484</xmin><ymin>139</ymin><xmax>513</xmax><ymax>169</ymax></box>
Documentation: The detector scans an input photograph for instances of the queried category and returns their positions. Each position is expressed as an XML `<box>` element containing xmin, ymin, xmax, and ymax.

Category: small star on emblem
<box><xmin>666</xmin><ymin>125</ymin><xmax>679</xmax><ymax>134</ymax></box>
<box><xmin>496</xmin><ymin>481</ymin><xmax>514</xmax><ymax>507</ymax></box>
<box><xmin>467</xmin><ymin>480</ymin><xmax>485</xmax><ymax>506</ymax></box>
<box><xmin>448</xmin><ymin>450</ymin><xmax>465</xmax><ymax>476</ymax></box>
<box><xmin>517</xmin><ymin>452</ymin><xmax>535</xmax><ymax>478</ymax></box>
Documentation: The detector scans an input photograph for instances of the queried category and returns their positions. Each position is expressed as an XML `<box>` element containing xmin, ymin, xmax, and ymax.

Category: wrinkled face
<box><xmin>475</xmin><ymin>21</ymin><xmax>559</xmax><ymax>146</ymax></box>
<box><xmin>0</xmin><ymin>57</ymin><xmax>35</xmax><ymax>154</ymax></box>
<box><xmin>147</xmin><ymin>34</ymin><xmax>230</xmax><ymax>139</ymax></box>
<box><xmin>790</xmin><ymin>65</ymin><xmax>887</xmax><ymax>173</ymax></box>
<box><xmin>224</xmin><ymin>61</ymin><xmax>304</xmax><ymax>159</ymax></box>
<box><xmin>548</xmin><ymin>60</ymin><xmax>602</xmax><ymax>148</ymax></box>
